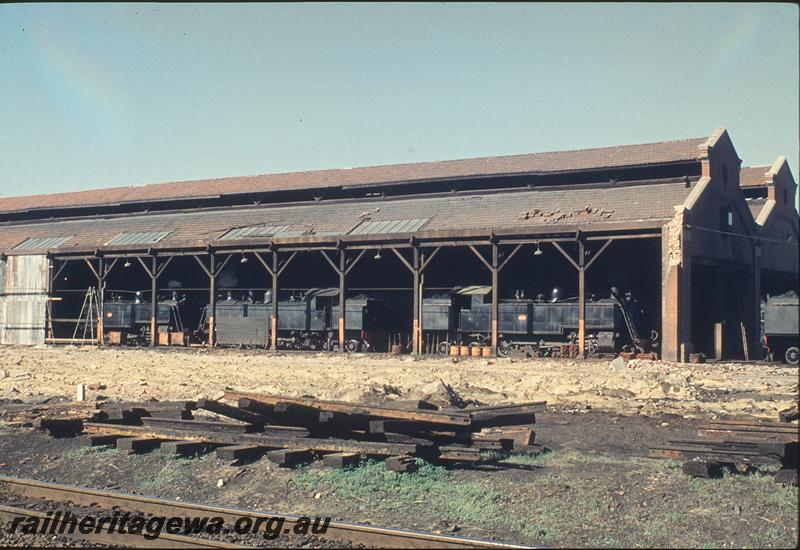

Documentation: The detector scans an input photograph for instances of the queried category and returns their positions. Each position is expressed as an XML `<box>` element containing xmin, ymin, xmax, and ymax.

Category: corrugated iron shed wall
<box><xmin>0</xmin><ymin>255</ymin><xmax>48</xmax><ymax>345</ymax></box>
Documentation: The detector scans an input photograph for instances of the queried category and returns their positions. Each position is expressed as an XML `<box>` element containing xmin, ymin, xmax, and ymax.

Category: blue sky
<box><xmin>0</xmin><ymin>3</ymin><xmax>797</xmax><ymax>198</ymax></box>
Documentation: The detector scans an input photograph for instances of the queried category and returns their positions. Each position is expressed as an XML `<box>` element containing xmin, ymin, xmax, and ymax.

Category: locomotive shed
<box><xmin>0</xmin><ymin>127</ymin><xmax>797</xmax><ymax>361</ymax></box>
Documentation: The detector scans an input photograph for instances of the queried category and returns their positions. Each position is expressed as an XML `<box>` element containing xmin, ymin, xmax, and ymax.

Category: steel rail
<box><xmin>0</xmin><ymin>476</ymin><xmax>532</xmax><ymax>549</ymax></box>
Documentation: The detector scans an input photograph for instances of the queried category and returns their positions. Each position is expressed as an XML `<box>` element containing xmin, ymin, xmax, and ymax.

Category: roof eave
<box><xmin>8</xmin><ymin>220</ymin><xmax>665</xmax><ymax>258</ymax></box>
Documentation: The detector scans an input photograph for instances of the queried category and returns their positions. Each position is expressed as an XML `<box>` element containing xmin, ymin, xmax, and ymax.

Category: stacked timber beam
<box><xmin>649</xmin><ymin>417</ymin><xmax>798</xmax><ymax>485</ymax></box>
<box><xmin>26</xmin><ymin>392</ymin><xmax>546</xmax><ymax>471</ymax></box>
<box><xmin>0</xmin><ymin>399</ymin><xmax>195</xmax><ymax>429</ymax></box>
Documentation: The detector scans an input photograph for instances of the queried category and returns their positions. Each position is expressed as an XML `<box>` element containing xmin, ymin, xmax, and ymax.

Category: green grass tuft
<box><xmin>291</xmin><ymin>459</ymin><xmax>501</xmax><ymax>526</ymax></box>
<box><xmin>64</xmin><ymin>445</ymin><xmax>114</xmax><ymax>460</ymax></box>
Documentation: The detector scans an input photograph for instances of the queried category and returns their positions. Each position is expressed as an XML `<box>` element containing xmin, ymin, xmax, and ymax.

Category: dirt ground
<box><xmin>0</xmin><ymin>410</ymin><xmax>797</xmax><ymax>548</ymax></box>
<box><xmin>0</xmin><ymin>346</ymin><xmax>798</xmax><ymax>548</ymax></box>
<box><xmin>0</xmin><ymin>346</ymin><xmax>796</xmax><ymax>419</ymax></box>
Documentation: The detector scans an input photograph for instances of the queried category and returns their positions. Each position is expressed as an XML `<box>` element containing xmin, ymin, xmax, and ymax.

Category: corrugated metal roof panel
<box><xmin>106</xmin><ymin>231</ymin><xmax>171</xmax><ymax>246</ymax></box>
<box><xmin>219</xmin><ymin>225</ymin><xmax>293</xmax><ymax>240</ymax></box>
<box><xmin>456</xmin><ymin>286</ymin><xmax>492</xmax><ymax>295</ymax></box>
<box><xmin>308</xmin><ymin>288</ymin><xmax>339</xmax><ymax>297</ymax></box>
<box><xmin>350</xmin><ymin>218</ymin><xmax>429</xmax><ymax>235</ymax></box>
<box><xmin>13</xmin><ymin>236</ymin><xmax>72</xmax><ymax>250</ymax></box>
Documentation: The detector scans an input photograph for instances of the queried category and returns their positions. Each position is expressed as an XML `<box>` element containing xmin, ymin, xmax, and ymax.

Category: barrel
<box><xmin>449</xmin><ymin>345</ymin><xmax>460</xmax><ymax>356</ymax></box>
<box><xmin>459</xmin><ymin>345</ymin><xmax>470</xmax><ymax>356</ymax></box>
<box><xmin>390</xmin><ymin>344</ymin><xmax>402</xmax><ymax>355</ymax></box>
<box><xmin>482</xmin><ymin>346</ymin><xmax>492</xmax><ymax>357</ymax></box>
<box><xmin>470</xmin><ymin>346</ymin><xmax>481</xmax><ymax>357</ymax></box>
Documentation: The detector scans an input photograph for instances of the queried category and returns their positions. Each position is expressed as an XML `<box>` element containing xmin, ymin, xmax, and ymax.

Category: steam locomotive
<box><xmin>198</xmin><ymin>289</ymin><xmax>391</xmax><ymax>352</ymax></box>
<box><xmin>102</xmin><ymin>291</ymin><xmax>190</xmax><ymax>345</ymax></box>
<box><xmin>763</xmin><ymin>291</ymin><xmax>799</xmax><ymax>365</ymax></box>
<box><xmin>423</xmin><ymin>286</ymin><xmax>655</xmax><ymax>357</ymax></box>
<box><xmin>101</xmin><ymin>285</ymin><xmax>655</xmax><ymax>357</ymax></box>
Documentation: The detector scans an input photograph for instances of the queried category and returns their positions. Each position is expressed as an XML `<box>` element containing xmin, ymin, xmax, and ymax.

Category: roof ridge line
<box><xmin>1</xmin><ymin>135</ymin><xmax>709</xmax><ymax>203</ymax></box>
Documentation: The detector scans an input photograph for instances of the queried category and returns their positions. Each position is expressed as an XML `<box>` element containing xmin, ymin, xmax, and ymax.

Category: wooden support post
<box><xmin>412</xmin><ymin>246</ymin><xmax>421</xmax><ymax>355</ymax></box>
<box><xmin>150</xmin><ymin>255</ymin><xmax>157</xmax><ymax>348</ymax></box>
<box><xmin>740</xmin><ymin>322</ymin><xmax>750</xmax><ymax>361</ymax></box>
<box><xmin>208</xmin><ymin>253</ymin><xmax>216</xmax><ymax>348</ymax></box>
<box><xmin>94</xmin><ymin>257</ymin><xmax>118</xmax><ymax>347</ymax></box>
<box><xmin>271</xmin><ymin>251</ymin><xmax>278</xmax><ymax>350</ymax></box>
<box><xmin>47</xmin><ymin>259</ymin><xmax>56</xmax><ymax>340</ymax></box>
<box><xmin>417</xmin><ymin>247</ymin><xmax>439</xmax><ymax>355</ymax></box>
<box><xmin>97</xmin><ymin>257</ymin><xmax>105</xmax><ymax>346</ymax></box>
<box><xmin>339</xmin><ymin>248</ymin><xmax>346</xmax><ymax>352</ymax></box>
<box><xmin>419</xmin><ymin>271</ymin><xmax>425</xmax><ymax>354</ymax></box>
<box><xmin>491</xmin><ymin>243</ymin><xmax>499</xmax><ymax>354</ymax></box>
<box><xmin>257</xmin><ymin>249</ymin><xmax>296</xmax><ymax>351</ymax></box>
<box><xmin>578</xmin><ymin>239</ymin><xmax>586</xmax><ymax>358</ymax></box>
<box><xmin>714</xmin><ymin>322</ymin><xmax>723</xmax><ymax>360</ymax></box>
<box><xmin>391</xmin><ymin>246</ymin><xmax>438</xmax><ymax>355</ymax></box>
<box><xmin>84</xmin><ymin>258</ymin><xmax>102</xmax><ymax>345</ymax></box>
<box><xmin>467</xmin><ymin>244</ymin><xmax>497</xmax><ymax>355</ymax></box>
<box><xmin>553</xmin><ymin>239</ymin><xmax>590</xmax><ymax>358</ymax></box>
<box><xmin>322</xmin><ymin>249</ymin><xmax>347</xmax><ymax>352</ymax></box>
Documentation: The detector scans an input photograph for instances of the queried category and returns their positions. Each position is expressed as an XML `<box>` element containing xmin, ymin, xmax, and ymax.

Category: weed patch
<box><xmin>64</xmin><ymin>445</ymin><xmax>114</xmax><ymax>460</ymax></box>
<box><xmin>134</xmin><ymin>458</ymin><xmax>189</xmax><ymax>493</ymax></box>
<box><xmin>291</xmin><ymin>459</ymin><xmax>502</xmax><ymax>527</ymax></box>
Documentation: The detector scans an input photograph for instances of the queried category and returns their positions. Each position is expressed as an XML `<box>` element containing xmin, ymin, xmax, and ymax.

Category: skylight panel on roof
<box><xmin>219</xmin><ymin>225</ymin><xmax>299</xmax><ymax>240</ymax></box>
<box><xmin>349</xmin><ymin>218</ymin><xmax>430</xmax><ymax>235</ymax></box>
<box><xmin>13</xmin><ymin>236</ymin><xmax>72</xmax><ymax>250</ymax></box>
<box><xmin>106</xmin><ymin>231</ymin><xmax>171</xmax><ymax>246</ymax></box>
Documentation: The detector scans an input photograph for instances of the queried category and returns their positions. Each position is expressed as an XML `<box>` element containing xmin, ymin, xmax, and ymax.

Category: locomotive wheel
<box><xmin>786</xmin><ymin>346</ymin><xmax>800</xmax><ymax>366</ymax></box>
<box><xmin>437</xmin><ymin>341</ymin><xmax>451</xmax><ymax>355</ymax></box>
<box><xmin>498</xmin><ymin>342</ymin><xmax>513</xmax><ymax>357</ymax></box>
<box><xmin>345</xmin><ymin>339</ymin><xmax>361</xmax><ymax>353</ymax></box>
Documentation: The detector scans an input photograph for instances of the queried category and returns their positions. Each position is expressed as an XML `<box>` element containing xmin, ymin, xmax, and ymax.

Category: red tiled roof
<box><xmin>740</xmin><ymin>165</ymin><xmax>771</xmax><ymax>188</ymax></box>
<box><xmin>0</xmin><ymin>177</ymin><xmax>698</xmax><ymax>254</ymax></box>
<box><xmin>0</xmin><ymin>136</ymin><xmax>707</xmax><ymax>215</ymax></box>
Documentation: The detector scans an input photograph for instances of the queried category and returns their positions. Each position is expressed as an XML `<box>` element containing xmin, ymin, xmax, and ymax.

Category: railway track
<box><xmin>0</xmin><ymin>476</ymin><xmax>532</xmax><ymax>549</ymax></box>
